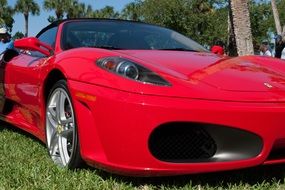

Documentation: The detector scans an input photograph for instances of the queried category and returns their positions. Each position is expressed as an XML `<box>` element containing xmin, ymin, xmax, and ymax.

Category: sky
<box><xmin>8</xmin><ymin>0</ymin><xmax>134</xmax><ymax>36</ymax></box>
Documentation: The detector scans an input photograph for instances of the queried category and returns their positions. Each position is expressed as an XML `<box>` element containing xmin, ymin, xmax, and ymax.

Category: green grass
<box><xmin>0</xmin><ymin>122</ymin><xmax>285</xmax><ymax>190</ymax></box>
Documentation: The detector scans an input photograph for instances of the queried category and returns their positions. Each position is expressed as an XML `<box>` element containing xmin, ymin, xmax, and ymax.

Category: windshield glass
<box><xmin>61</xmin><ymin>20</ymin><xmax>208</xmax><ymax>52</ymax></box>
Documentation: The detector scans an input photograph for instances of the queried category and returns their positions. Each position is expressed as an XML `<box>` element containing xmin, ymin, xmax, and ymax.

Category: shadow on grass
<box><xmin>1</xmin><ymin>120</ymin><xmax>285</xmax><ymax>188</ymax></box>
<box><xmin>0</xmin><ymin>120</ymin><xmax>45</xmax><ymax>146</ymax></box>
<box><xmin>0</xmin><ymin>120</ymin><xmax>8</xmax><ymax>131</ymax></box>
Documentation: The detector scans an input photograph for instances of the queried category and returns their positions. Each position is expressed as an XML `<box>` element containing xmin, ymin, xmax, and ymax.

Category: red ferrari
<box><xmin>1</xmin><ymin>19</ymin><xmax>285</xmax><ymax>176</ymax></box>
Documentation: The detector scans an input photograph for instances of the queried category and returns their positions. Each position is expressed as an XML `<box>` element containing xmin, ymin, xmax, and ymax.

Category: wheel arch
<box><xmin>43</xmin><ymin>69</ymin><xmax>67</xmax><ymax>103</ymax></box>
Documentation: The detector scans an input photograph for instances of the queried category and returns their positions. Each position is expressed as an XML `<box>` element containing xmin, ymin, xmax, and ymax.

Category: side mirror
<box><xmin>14</xmin><ymin>37</ymin><xmax>53</xmax><ymax>56</ymax></box>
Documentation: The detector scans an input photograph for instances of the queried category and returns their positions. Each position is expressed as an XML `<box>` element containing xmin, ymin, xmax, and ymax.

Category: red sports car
<box><xmin>2</xmin><ymin>19</ymin><xmax>285</xmax><ymax>176</ymax></box>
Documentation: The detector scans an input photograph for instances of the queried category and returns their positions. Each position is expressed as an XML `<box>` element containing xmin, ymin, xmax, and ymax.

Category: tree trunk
<box><xmin>230</xmin><ymin>0</ymin><xmax>254</xmax><ymax>56</ymax></box>
<box><xmin>24</xmin><ymin>13</ymin><xmax>29</xmax><ymax>37</ymax></box>
<box><xmin>227</xmin><ymin>2</ymin><xmax>237</xmax><ymax>56</ymax></box>
<box><xmin>56</xmin><ymin>10</ymin><xmax>63</xmax><ymax>20</ymax></box>
<box><xmin>271</xmin><ymin>0</ymin><xmax>282</xmax><ymax>35</ymax></box>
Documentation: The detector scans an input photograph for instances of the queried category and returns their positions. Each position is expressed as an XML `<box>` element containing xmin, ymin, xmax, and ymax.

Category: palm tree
<box><xmin>93</xmin><ymin>6</ymin><xmax>119</xmax><ymax>19</ymax></box>
<box><xmin>229</xmin><ymin>0</ymin><xmax>254</xmax><ymax>56</ymax></box>
<box><xmin>0</xmin><ymin>0</ymin><xmax>14</xmax><ymax>32</ymax></box>
<box><xmin>43</xmin><ymin>0</ymin><xmax>71</xmax><ymax>20</ymax></box>
<box><xmin>228</xmin><ymin>7</ymin><xmax>237</xmax><ymax>56</ymax></box>
<box><xmin>271</xmin><ymin>0</ymin><xmax>282</xmax><ymax>34</ymax></box>
<box><xmin>67</xmin><ymin>1</ymin><xmax>93</xmax><ymax>18</ymax></box>
<box><xmin>15</xmin><ymin>0</ymin><xmax>40</xmax><ymax>37</ymax></box>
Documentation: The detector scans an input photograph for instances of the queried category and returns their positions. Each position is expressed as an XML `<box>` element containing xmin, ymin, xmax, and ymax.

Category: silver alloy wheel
<box><xmin>46</xmin><ymin>87</ymin><xmax>75</xmax><ymax>167</ymax></box>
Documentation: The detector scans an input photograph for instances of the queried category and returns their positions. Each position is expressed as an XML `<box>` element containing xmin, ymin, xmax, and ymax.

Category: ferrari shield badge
<box><xmin>264</xmin><ymin>82</ymin><xmax>273</xmax><ymax>88</ymax></box>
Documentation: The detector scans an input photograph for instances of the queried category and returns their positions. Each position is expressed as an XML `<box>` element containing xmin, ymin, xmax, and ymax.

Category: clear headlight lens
<box><xmin>116</xmin><ymin>61</ymin><xmax>139</xmax><ymax>80</ymax></box>
<box><xmin>97</xmin><ymin>57</ymin><xmax>171</xmax><ymax>86</ymax></box>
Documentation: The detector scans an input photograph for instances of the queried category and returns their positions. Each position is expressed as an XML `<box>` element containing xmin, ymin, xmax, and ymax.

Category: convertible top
<box><xmin>36</xmin><ymin>18</ymin><xmax>147</xmax><ymax>38</ymax></box>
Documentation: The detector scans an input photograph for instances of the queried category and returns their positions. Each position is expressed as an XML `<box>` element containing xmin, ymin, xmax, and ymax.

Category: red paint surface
<box><xmin>4</xmin><ymin>20</ymin><xmax>285</xmax><ymax>176</ymax></box>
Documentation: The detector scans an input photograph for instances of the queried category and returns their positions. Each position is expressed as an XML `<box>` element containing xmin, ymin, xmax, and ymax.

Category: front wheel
<box><xmin>45</xmin><ymin>80</ymin><xmax>83</xmax><ymax>169</ymax></box>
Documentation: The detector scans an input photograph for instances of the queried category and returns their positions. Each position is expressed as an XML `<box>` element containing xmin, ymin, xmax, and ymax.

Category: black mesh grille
<box><xmin>149</xmin><ymin>123</ymin><xmax>217</xmax><ymax>162</ymax></box>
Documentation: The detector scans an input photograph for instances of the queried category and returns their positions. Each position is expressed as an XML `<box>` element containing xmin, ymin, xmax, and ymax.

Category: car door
<box><xmin>0</xmin><ymin>51</ymin><xmax>8</xmax><ymax>112</ymax></box>
<box><xmin>0</xmin><ymin>47</ymin><xmax>19</xmax><ymax>112</ymax></box>
<box><xmin>2</xmin><ymin>26</ymin><xmax>57</xmax><ymax>115</ymax></box>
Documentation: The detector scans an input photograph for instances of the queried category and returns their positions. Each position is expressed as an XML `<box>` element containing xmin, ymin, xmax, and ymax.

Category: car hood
<box><xmin>118</xmin><ymin>50</ymin><xmax>285</xmax><ymax>92</ymax></box>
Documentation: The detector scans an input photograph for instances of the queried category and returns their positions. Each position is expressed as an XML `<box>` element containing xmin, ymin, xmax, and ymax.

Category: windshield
<box><xmin>61</xmin><ymin>20</ymin><xmax>208</xmax><ymax>52</ymax></box>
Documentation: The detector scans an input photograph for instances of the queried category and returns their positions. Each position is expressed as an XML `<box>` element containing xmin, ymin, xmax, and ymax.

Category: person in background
<box><xmin>0</xmin><ymin>27</ymin><xmax>13</xmax><ymax>55</ymax></box>
<box><xmin>274</xmin><ymin>34</ymin><xmax>285</xmax><ymax>58</ymax></box>
<box><xmin>260</xmin><ymin>44</ymin><xmax>272</xmax><ymax>57</ymax></box>
<box><xmin>211</xmin><ymin>40</ymin><xmax>224</xmax><ymax>55</ymax></box>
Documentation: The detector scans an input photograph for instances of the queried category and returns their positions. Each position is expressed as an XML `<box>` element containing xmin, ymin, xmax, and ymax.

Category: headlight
<box><xmin>116</xmin><ymin>61</ymin><xmax>139</xmax><ymax>80</ymax></box>
<box><xmin>97</xmin><ymin>57</ymin><xmax>171</xmax><ymax>86</ymax></box>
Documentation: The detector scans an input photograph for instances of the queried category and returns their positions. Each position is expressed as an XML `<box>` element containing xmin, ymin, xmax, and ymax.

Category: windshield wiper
<box><xmin>89</xmin><ymin>45</ymin><xmax>124</xmax><ymax>50</ymax></box>
<box><xmin>157</xmin><ymin>48</ymin><xmax>198</xmax><ymax>52</ymax></box>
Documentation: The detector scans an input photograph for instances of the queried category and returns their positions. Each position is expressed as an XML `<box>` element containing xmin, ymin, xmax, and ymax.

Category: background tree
<box><xmin>12</xmin><ymin>31</ymin><xmax>25</xmax><ymax>39</ymax></box>
<box><xmin>121</xmin><ymin>0</ymin><xmax>143</xmax><ymax>21</ymax></box>
<box><xmin>43</xmin><ymin>0</ymin><xmax>71</xmax><ymax>20</ymax></box>
<box><xmin>47</xmin><ymin>15</ymin><xmax>57</xmax><ymax>23</ymax></box>
<box><xmin>67</xmin><ymin>1</ymin><xmax>84</xmax><ymax>18</ymax></box>
<box><xmin>121</xmin><ymin>0</ymin><xmax>278</xmax><ymax>55</ymax></box>
<box><xmin>268</xmin><ymin>0</ymin><xmax>285</xmax><ymax>35</ymax></box>
<box><xmin>271</xmin><ymin>0</ymin><xmax>282</xmax><ymax>34</ymax></box>
<box><xmin>141</xmin><ymin>0</ymin><xmax>190</xmax><ymax>36</ymax></box>
<box><xmin>83</xmin><ymin>4</ymin><xmax>93</xmax><ymax>18</ymax></box>
<box><xmin>229</xmin><ymin>0</ymin><xmax>254</xmax><ymax>55</ymax></box>
<box><xmin>7</xmin><ymin>0</ymin><xmax>279</xmax><ymax>56</ymax></box>
<box><xmin>277</xmin><ymin>0</ymin><xmax>285</xmax><ymax>32</ymax></box>
<box><xmin>249</xmin><ymin>1</ymin><xmax>273</xmax><ymax>53</ymax></box>
<box><xmin>139</xmin><ymin>0</ymin><xmax>228</xmax><ymax>46</ymax></box>
<box><xmin>228</xmin><ymin>5</ymin><xmax>238</xmax><ymax>56</ymax></box>
<box><xmin>93</xmin><ymin>6</ymin><xmax>119</xmax><ymax>19</ymax></box>
<box><xmin>67</xmin><ymin>1</ymin><xmax>93</xmax><ymax>18</ymax></box>
<box><xmin>15</xmin><ymin>0</ymin><xmax>40</xmax><ymax>37</ymax></box>
<box><xmin>0</xmin><ymin>0</ymin><xmax>14</xmax><ymax>32</ymax></box>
